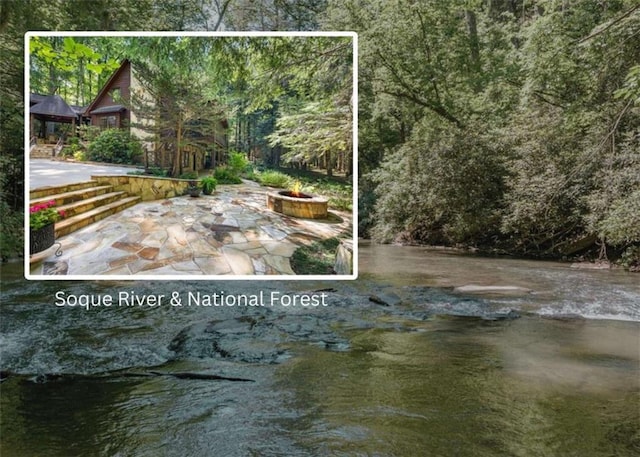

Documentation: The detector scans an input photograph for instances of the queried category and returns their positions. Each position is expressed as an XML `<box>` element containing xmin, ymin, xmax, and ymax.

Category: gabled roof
<box><xmin>30</xmin><ymin>94</ymin><xmax>77</xmax><ymax>118</ymax></box>
<box><xmin>84</xmin><ymin>59</ymin><xmax>131</xmax><ymax>115</ymax></box>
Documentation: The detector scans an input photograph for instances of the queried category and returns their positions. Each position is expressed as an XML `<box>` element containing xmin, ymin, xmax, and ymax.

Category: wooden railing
<box><xmin>54</xmin><ymin>135</ymin><xmax>65</xmax><ymax>157</ymax></box>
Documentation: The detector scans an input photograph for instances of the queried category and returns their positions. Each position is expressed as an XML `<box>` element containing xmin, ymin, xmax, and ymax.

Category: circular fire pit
<box><xmin>266</xmin><ymin>190</ymin><xmax>328</xmax><ymax>219</ymax></box>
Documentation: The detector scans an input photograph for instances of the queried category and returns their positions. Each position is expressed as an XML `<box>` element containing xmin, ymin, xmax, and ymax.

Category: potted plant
<box><xmin>186</xmin><ymin>180</ymin><xmax>201</xmax><ymax>197</ymax></box>
<box><xmin>29</xmin><ymin>200</ymin><xmax>65</xmax><ymax>254</ymax></box>
<box><xmin>200</xmin><ymin>176</ymin><xmax>217</xmax><ymax>195</ymax></box>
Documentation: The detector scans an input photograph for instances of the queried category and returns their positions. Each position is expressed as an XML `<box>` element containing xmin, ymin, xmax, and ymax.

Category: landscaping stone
<box><xmin>30</xmin><ymin>182</ymin><xmax>352</xmax><ymax>276</ymax></box>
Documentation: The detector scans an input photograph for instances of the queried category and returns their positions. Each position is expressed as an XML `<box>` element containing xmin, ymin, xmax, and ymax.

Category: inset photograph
<box><xmin>26</xmin><ymin>32</ymin><xmax>356</xmax><ymax>280</ymax></box>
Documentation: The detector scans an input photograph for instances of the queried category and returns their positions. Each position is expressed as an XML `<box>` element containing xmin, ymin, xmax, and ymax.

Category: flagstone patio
<box><xmin>30</xmin><ymin>181</ymin><xmax>352</xmax><ymax>276</ymax></box>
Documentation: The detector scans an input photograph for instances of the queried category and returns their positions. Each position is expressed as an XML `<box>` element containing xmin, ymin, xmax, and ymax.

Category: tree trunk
<box><xmin>173</xmin><ymin>117</ymin><xmax>183</xmax><ymax>177</ymax></box>
<box><xmin>465</xmin><ymin>9</ymin><xmax>481</xmax><ymax>91</ymax></box>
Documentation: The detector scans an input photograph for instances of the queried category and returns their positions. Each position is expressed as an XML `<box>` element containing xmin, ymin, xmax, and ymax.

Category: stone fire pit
<box><xmin>266</xmin><ymin>190</ymin><xmax>328</xmax><ymax>219</ymax></box>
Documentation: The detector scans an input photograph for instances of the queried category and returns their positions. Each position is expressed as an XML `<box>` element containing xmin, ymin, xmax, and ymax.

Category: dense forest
<box><xmin>1</xmin><ymin>0</ymin><xmax>638</xmax><ymax>268</ymax></box>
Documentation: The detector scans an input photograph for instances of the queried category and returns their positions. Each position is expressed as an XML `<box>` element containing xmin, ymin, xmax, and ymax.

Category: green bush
<box><xmin>60</xmin><ymin>146</ymin><xmax>74</xmax><ymax>158</ymax></box>
<box><xmin>258</xmin><ymin>170</ymin><xmax>291</xmax><ymax>188</ymax></box>
<box><xmin>87</xmin><ymin>129</ymin><xmax>142</xmax><ymax>164</ymax></box>
<box><xmin>200</xmin><ymin>176</ymin><xmax>217</xmax><ymax>194</ymax></box>
<box><xmin>178</xmin><ymin>171</ymin><xmax>198</xmax><ymax>180</ymax></box>
<box><xmin>78</xmin><ymin>125</ymin><xmax>101</xmax><ymax>142</ymax></box>
<box><xmin>228</xmin><ymin>151</ymin><xmax>251</xmax><ymax>176</ymax></box>
<box><xmin>60</xmin><ymin>141</ymin><xmax>86</xmax><ymax>159</ymax></box>
<box><xmin>148</xmin><ymin>167</ymin><xmax>168</xmax><ymax>177</ymax></box>
<box><xmin>73</xmin><ymin>150</ymin><xmax>86</xmax><ymax>161</ymax></box>
<box><xmin>214</xmin><ymin>166</ymin><xmax>242</xmax><ymax>184</ymax></box>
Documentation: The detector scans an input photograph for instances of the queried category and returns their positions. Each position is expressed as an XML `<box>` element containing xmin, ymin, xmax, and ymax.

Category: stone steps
<box><xmin>31</xmin><ymin>145</ymin><xmax>55</xmax><ymax>159</ymax></box>
<box><xmin>30</xmin><ymin>180</ymin><xmax>141</xmax><ymax>239</ymax></box>
<box><xmin>57</xmin><ymin>191</ymin><xmax>131</xmax><ymax>218</ymax></box>
<box><xmin>30</xmin><ymin>180</ymin><xmax>99</xmax><ymax>200</ymax></box>
<box><xmin>31</xmin><ymin>185</ymin><xmax>114</xmax><ymax>207</ymax></box>
<box><xmin>55</xmin><ymin>196</ymin><xmax>141</xmax><ymax>238</ymax></box>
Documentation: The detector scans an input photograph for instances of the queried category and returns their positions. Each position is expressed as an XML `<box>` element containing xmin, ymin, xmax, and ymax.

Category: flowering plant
<box><xmin>29</xmin><ymin>201</ymin><xmax>65</xmax><ymax>230</ymax></box>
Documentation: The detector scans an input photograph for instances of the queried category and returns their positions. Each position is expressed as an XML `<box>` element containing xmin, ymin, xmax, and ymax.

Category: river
<box><xmin>1</xmin><ymin>243</ymin><xmax>638</xmax><ymax>456</ymax></box>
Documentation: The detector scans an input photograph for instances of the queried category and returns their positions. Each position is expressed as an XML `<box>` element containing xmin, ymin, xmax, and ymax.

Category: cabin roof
<box><xmin>90</xmin><ymin>104</ymin><xmax>126</xmax><ymax>115</ymax></box>
<box><xmin>30</xmin><ymin>93</ymin><xmax>48</xmax><ymax>105</ymax></box>
<box><xmin>30</xmin><ymin>94</ymin><xmax>77</xmax><ymax>119</ymax></box>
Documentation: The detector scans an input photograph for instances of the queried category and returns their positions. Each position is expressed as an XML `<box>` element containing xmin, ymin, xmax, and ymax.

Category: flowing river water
<box><xmin>1</xmin><ymin>243</ymin><xmax>639</xmax><ymax>456</ymax></box>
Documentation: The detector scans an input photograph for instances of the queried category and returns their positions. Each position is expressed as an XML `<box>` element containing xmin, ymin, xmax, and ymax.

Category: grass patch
<box><xmin>290</xmin><ymin>237</ymin><xmax>340</xmax><ymax>275</ymax></box>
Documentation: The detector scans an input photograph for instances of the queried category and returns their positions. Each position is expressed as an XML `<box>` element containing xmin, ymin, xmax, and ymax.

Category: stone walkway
<box><xmin>30</xmin><ymin>182</ymin><xmax>351</xmax><ymax>276</ymax></box>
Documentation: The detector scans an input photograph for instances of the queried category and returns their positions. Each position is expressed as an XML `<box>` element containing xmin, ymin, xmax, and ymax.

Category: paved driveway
<box><xmin>30</xmin><ymin>159</ymin><xmax>142</xmax><ymax>189</ymax></box>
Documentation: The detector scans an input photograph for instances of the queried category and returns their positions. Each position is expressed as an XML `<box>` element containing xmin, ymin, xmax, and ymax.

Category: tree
<box><xmin>128</xmin><ymin>37</ymin><xmax>225</xmax><ymax>177</ymax></box>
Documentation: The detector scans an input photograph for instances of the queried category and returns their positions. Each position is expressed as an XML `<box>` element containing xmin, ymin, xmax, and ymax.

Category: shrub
<box><xmin>60</xmin><ymin>146</ymin><xmax>74</xmax><ymax>158</ymax></box>
<box><xmin>60</xmin><ymin>141</ymin><xmax>85</xmax><ymax>159</ymax></box>
<box><xmin>178</xmin><ymin>171</ymin><xmax>198</xmax><ymax>180</ymax></box>
<box><xmin>73</xmin><ymin>150</ymin><xmax>86</xmax><ymax>161</ymax></box>
<box><xmin>78</xmin><ymin>125</ymin><xmax>101</xmax><ymax>142</ymax></box>
<box><xmin>87</xmin><ymin>129</ymin><xmax>142</xmax><ymax>164</ymax></box>
<box><xmin>214</xmin><ymin>166</ymin><xmax>242</xmax><ymax>184</ymax></box>
<box><xmin>147</xmin><ymin>167</ymin><xmax>168</xmax><ymax>177</ymax></box>
<box><xmin>228</xmin><ymin>151</ymin><xmax>251</xmax><ymax>176</ymax></box>
<box><xmin>258</xmin><ymin>170</ymin><xmax>291</xmax><ymax>188</ymax></box>
<box><xmin>201</xmin><ymin>176</ymin><xmax>217</xmax><ymax>195</ymax></box>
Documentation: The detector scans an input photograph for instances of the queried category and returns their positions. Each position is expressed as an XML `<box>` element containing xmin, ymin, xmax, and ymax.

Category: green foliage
<box><xmin>200</xmin><ymin>176</ymin><xmax>217</xmax><ymax>194</ymax></box>
<box><xmin>61</xmin><ymin>141</ymin><xmax>84</xmax><ymax>159</ymax></box>
<box><xmin>147</xmin><ymin>167</ymin><xmax>169</xmax><ymax>177</ymax></box>
<box><xmin>325</xmin><ymin>0</ymin><xmax>640</xmax><ymax>261</ymax></box>
<box><xmin>619</xmin><ymin>245</ymin><xmax>640</xmax><ymax>271</ymax></box>
<box><xmin>228</xmin><ymin>151</ymin><xmax>251</xmax><ymax>176</ymax></box>
<box><xmin>87</xmin><ymin>129</ymin><xmax>142</xmax><ymax>164</ymax></box>
<box><xmin>290</xmin><ymin>237</ymin><xmax>341</xmax><ymax>275</ymax></box>
<box><xmin>615</xmin><ymin>65</ymin><xmax>640</xmax><ymax>104</ymax></box>
<box><xmin>29</xmin><ymin>200</ymin><xmax>64</xmax><ymax>230</ymax></box>
<box><xmin>373</xmin><ymin>120</ymin><xmax>505</xmax><ymax>245</ymax></box>
<box><xmin>257</xmin><ymin>170</ymin><xmax>291</xmax><ymax>188</ymax></box>
<box><xmin>73</xmin><ymin>150</ymin><xmax>86</xmax><ymax>161</ymax></box>
<box><xmin>178</xmin><ymin>171</ymin><xmax>198</xmax><ymax>180</ymax></box>
<box><xmin>358</xmin><ymin>176</ymin><xmax>377</xmax><ymax>237</ymax></box>
<box><xmin>79</xmin><ymin>125</ymin><xmax>101</xmax><ymax>142</ymax></box>
<box><xmin>213</xmin><ymin>166</ymin><xmax>242</xmax><ymax>184</ymax></box>
<box><xmin>0</xmin><ymin>203</ymin><xmax>23</xmax><ymax>261</ymax></box>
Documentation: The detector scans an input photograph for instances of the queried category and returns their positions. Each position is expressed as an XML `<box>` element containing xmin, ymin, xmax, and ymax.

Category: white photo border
<box><xmin>24</xmin><ymin>31</ymin><xmax>358</xmax><ymax>281</ymax></box>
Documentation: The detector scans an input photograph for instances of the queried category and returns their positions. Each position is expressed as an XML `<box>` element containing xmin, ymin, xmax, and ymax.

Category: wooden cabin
<box><xmin>85</xmin><ymin>59</ymin><xmax>228</xmax><ymax>174</ymax></box>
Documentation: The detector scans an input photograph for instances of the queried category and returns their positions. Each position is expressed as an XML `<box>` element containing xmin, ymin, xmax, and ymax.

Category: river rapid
<box><xmin>1</xmin><ymin>243</ymin><xmax>639</xmax><ymax>456</ymax></box>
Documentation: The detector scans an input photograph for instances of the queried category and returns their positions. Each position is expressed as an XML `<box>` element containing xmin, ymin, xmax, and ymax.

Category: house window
<box><xmin>99</xmin><ymin>115</ymin><xmax>117</xmax><ymax>129</ymax></box>
<box><xmin>110</xmin><ymin>88</ymin><xmax>121</xmax><ymax>102</ymax></box>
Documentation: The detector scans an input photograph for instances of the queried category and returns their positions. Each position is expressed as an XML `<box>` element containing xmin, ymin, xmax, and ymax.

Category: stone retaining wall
<box><xmin>92</xmin><ymin>175</ymin><xmax>192</xmax><ymax>201</ymax></box>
